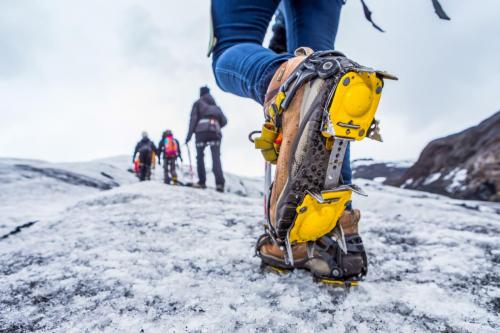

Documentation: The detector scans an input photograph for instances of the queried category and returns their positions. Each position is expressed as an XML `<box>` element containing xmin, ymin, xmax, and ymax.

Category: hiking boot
<box><xmin>255</xmin><ymin>234</ymin><xmax>306</xmax><ymax>272</ymax></box>
<box><xmin>192</xmin><ymin>182</ymin><xmax>207</xmax><ymax>189</ymax></box>
<box><xmin>256</xmin><ymin>209</ymin><xmax>367</xmax><ymax>283</ymax></box>
<box><xmin>254</xmin><ymin>48</ymin><xmax>394</xmax><ymax>253</ymax></box>
<box><xmin>216</xmin><ymin>184</ymin><xmax>224</xmax><ymax>193</ymax></box>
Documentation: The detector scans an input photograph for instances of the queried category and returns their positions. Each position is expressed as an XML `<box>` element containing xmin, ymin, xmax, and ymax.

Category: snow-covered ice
<box><xmin>0</xmin><ymin>157</ymin><xmax>499</xmax><ymax>332</ymax></box>
<box><xmin>373</xmin><ymin>177</ymin><xmax>386</xmax><ymax>183</ymax></box>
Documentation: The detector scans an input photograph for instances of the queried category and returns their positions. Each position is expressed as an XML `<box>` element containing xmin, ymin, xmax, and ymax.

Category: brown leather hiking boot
<box><xmin>338</xmin><ymin>209</ymin><xmax>361</xmax><ymax>235</ymax></box>
<box><xmin>264</xmin><ymin>47</ymin><xmax>313</xmax><ymax>231</ymax></box>
<box><xmin>256</xmin><ymin>234</ymin><xmax>307</xmax><ymax>271</ymax></box>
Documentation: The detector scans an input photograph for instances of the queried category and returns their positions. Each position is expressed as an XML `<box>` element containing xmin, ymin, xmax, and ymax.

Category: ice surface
<box><xmin>0</xmin><ymin>158</ymin><xmax>499</xmax><ymax>332</ymax></box>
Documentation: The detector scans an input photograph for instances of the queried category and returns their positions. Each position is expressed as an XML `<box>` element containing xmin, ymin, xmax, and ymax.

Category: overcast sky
<box><xmin>1</xmin><ymin>0</ymin><xmax>499</xmax><ymax>176</ymax></box>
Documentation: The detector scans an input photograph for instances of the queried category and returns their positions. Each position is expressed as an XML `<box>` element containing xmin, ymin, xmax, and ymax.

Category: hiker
<box><xmin>185</xmin><ymin>86</ymin><xmax>227</xmax><ymax>193</ymax></box>
<box><xmin>133</xmin><ymin>131</ymin><xmax>158</xmax><ymax>181</ymax></box>
<box><xmin>158</xmin><ymin>130</ymin><xmax>183</xmax><ymax>185</ymax></box>
<box><xmin>206</xmin><ymin>1</ymin><xmax>400</xmax><ymax>284</ymax></box>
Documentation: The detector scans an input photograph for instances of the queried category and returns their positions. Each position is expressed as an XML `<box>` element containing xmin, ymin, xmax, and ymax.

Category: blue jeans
<box><xmin>211</xmin><ymin>0</ymin><xmax>352</xmax><ymax>205</ymax></box>
<box><xmin>212</xmin><ymin>0</ymin><xmax>343</xmax><ymax>104</ymax></box>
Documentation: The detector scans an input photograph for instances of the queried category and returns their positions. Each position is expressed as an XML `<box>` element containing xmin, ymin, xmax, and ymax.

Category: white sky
<box><xmin>1</xmin><ymin>0</ymin><xmax>499</xmax><ymax>176</ymax></box>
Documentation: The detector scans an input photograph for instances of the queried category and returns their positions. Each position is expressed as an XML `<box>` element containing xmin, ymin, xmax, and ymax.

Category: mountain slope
<box><xmin>394</xmin><ymin>111</ymin><xmax>500</xmax><ymax>201</ymax></box>
<box><xmin>0</xmin><ymin>158</ymin><xmax>499</xmax><ymax>332</ymax></box>
<box><xmin>0</xmin><ymin>156</ymin><xmax>137</xmax><ymax>235</ymax></box>
<box><xmin>351</xmin><ymin>158</ymin><xmax>412</xmax><ymax>184</ymax></box>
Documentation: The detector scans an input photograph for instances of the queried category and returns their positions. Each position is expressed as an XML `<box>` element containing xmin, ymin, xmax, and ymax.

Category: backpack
<box><xmin>164</xmin><ymin>136</ymin><xmax>178</xmax><ymax>158</ymax></box>
<box><xmin>138</xmin><ymin>142</ymin><xmax>153</xmax><ymax>163</ymax></box>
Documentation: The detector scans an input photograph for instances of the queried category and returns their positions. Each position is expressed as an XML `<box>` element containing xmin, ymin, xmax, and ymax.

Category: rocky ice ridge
<box><xmin>350</xmin><ymin>158</ymin><xmax>412</xmax><ymax>185</ymax></box>
<box><xmin>0</xmin><ymin>157</ymin><xmax>499</xmax><ymax>332</ymax></box>
<box><xmin>395</xmin><ymin>111</ymin><xmax>500</xmax><ymax>202</ymax></box>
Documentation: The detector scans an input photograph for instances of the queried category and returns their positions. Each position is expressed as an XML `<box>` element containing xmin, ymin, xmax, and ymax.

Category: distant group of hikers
<box><xmin>132</xmin><ymin>86</ymin><xmax>227</xmax><ymax>193</ymax></box>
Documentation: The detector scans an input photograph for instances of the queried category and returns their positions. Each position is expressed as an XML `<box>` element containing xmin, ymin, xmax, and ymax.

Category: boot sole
<box><xmin>313</xmin><ymin>276</ymin><xmax>360</xmax><ymax>288</ymax></box>
<box><xmin>260</xmin><ymin>262</ymin><xmax>293</xmax><ymax>275</ymax></box>
<box><xmin>260</xmin><ymin>261</ymin><xmax>361</xmax><ymax>288</ymax></box>
<box><xmin>275</xmin><ymin>71</ymin><xmax>383</xmax><ymax>244</ymax></box>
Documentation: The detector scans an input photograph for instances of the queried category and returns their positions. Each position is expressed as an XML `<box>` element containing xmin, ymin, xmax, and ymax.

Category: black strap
<box><xmin>360</xmin><ymin>0</ymin><xmax>384</xmax><ymax>32</ymax></box>
<box><xmin>432</xmin><ymin>0</ymin><xmax>451</xmax><ymax>20</ymax></box>
<box><xmin>359</xmin><ymin>0</ymin><xmax>450</xmax><ymax>33</ymax></box>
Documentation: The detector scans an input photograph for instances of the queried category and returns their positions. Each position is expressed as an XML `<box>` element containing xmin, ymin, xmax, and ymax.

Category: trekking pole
<box><xmin>264</xmin><ymin>161</ymin><xmax>272</xmax><ymax>226</ymax></box>
<box><xmin>185</xmin><ymin>143</ymin><xmax>195</xmax><ymax>182</ymax></box>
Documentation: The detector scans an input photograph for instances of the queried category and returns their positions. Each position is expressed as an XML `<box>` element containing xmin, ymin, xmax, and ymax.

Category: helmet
<box><xmin>141</xmin><ymin>131</ymin><xmax>148</xmax><ymax>139</ymax></box>
<box><xmin>165</xmin><ymin>129</ymin><xmax>173</xmax><ymax>137</ymax></box>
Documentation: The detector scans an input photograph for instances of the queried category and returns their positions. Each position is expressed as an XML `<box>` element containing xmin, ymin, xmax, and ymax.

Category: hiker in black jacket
<box><xmin>158</xmin><ymin>130</ymin><xmax>182</xmax><ymax>185</ymax></box>
<box><xmin>185</xmin><ymin>86</ymin><xmax>227</xmax><ymax>192</ymax></box>
<box><xmin>133</xmin><ymin>131</ymin><xmax>158</xmax><ymax>181</ymax></box>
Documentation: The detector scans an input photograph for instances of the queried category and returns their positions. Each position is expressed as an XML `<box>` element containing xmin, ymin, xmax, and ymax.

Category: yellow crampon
<box><xmin>317</xmin><ymin>279</ymin><xmax>360</xmax><ymax>288</ymax></box>
<box><xmin>263</xmin><ymin>265</ymin><xmax>291</xmax><ymax>275</ymax></box>
<box><xmin>287</xmin><ymin>71</ymin><xmax>382</xmax><ymax>245</ymax></box>
<box><xmin>328</xmin><ymin>71</ymin><xmax>383</xmax><ymax>141</ymax></box>
<box><xmin>289</xmin><ymin>189</ymin><xmax>352</xmax><ymax>244</ymax></box>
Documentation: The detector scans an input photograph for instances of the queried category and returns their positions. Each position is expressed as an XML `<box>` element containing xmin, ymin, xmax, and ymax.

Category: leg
<box><xmin>282</xmin><ymin>0</ymin><xmax>343</xmax><ymax>51</ymax></box>
<box><xmin>210</xmin><ymin>141</ymin><xmax>225</xmax><ymax>187</ymax></box>
<box><xmin>145</xmin><ymin>163</ymin><xmax>152</xmax><ymax>180</ymax></box>
<box><xmin>139</xmin><ymin>164</ymin><xmax>146</xmax><ymax>181</ymax></box>
<box><xmin>164</xmin><ymin>158</ymin><xmax>170</xmax><ymax>183</ymax></box>
<box><xmin>196</xmin><ymin>143</ymin><xmax>207</xmax><ymax>186</ymax></box>
<box><xmin>211</xmin><ymin>0</ymin><xmax>292</xmax><ymax>104</ymax></box>
<box><xmin>170</xmin><ymin>159</ymin><xmax>178</xmax><ymax>184</ymax></box>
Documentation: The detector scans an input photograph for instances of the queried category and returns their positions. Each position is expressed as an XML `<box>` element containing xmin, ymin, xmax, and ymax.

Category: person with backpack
<box><xmin>185</xmin><ymin>86</ymin><xmax>227</xmax><ymax>193</ymax></box>
<box><xmin>133</xmin><ymin>131</ymin><xmax>158</xmax><ymax>181</ymax></box>
<box><xmin>158</xmin><ymin>130</ymin><xmax>183</xmax><ymax>185</ymax></box>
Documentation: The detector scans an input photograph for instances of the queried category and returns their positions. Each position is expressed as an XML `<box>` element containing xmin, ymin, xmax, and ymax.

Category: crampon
<box><xmin>251</xmin><ymin>48</ymin><xmax>396</xmax><ymax>284</ymax></box>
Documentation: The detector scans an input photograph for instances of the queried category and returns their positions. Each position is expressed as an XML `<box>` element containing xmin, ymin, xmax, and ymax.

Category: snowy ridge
<box><xmin>0</xmin><ymin>158</ymin><xmax>499</xmax><ymax>332</ymax></box>
<box><xmin>0</xmin><ymin>157</ymin><xmax>136</xmax><ymax>236</ymax></box>
<box><xmin>350</xmin><ymin>158</ymin><xmax>412</xmax><ymax>186</ymax></box>
<box><xmin>0</xmin><ymin>156</ymin><xmax>262</xmax><ymax>236</ymax></box>
<box><xmin>351</xmin><ymin>158</ymin><xmax>414</xmax><ymax>169</ymax></box>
